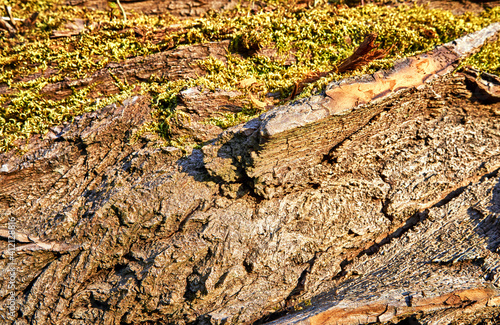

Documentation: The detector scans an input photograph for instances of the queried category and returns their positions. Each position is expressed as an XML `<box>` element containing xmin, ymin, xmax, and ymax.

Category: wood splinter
<box><xmin>0</xmin><ymin>227</ymin><xmax>81</xmax><ymax>255</ymax></box>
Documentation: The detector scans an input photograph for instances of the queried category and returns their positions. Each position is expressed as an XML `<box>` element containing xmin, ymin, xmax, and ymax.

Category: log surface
<box><xmin>1</xmin><ymin>23</ymin><xmax>500</xmax><ymax>325</ymax></box>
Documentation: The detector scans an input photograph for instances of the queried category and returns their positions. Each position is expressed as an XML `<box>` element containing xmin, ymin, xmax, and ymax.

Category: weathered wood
<box><xmin>1</xmin><ymin>23</ymin><xmax>500</xmax><ymax>325</ymax></box>
<box><xmin>0</xmin><ymin>40</ymin><xmax>230</xmax><ymax>102</ymax></box>
<box><xmin>269</xmin><ymin>171</ymin><xmax>500</xmax><ymax>324</ymax></box>
<box><xmin>65</xmin><ymin>0</ymin><xmax>243</xmax><ymax>17</ymax></box>
<box><xmin>202</xmin><ymin>23</ymin><xmax>500</xmax><ymax>199</ymax></box>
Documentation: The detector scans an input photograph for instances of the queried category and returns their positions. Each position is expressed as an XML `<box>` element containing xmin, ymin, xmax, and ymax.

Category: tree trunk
<box><xmin>1</xmin><ymin>16</ymin><xmax>500</xmax><ymax>325</ymax></box>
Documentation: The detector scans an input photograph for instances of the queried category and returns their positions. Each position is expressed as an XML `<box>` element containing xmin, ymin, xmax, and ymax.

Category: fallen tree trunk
<box><xmin>0</xmin><ymin>40</ymin><xmax>230</xmax><ymax>101</ymax></box>
<box><xmin>64</xmin><ymin>0</ymin><xmax>243</xmax><ymax>17</ymax></box>
<box><xmin>1</xmin><ymin>23</ymin><xmax>500</xmax><ymax>325</ymax></box>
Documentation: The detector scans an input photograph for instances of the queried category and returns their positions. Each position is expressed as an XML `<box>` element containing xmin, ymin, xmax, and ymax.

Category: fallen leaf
<box><xmin>23</xmin><ymin>12</ymin><xmax>39</xmax><ymax>28</ymax></box>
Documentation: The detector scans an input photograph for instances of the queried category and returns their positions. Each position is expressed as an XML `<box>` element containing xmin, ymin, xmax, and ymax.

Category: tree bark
<box><xmin>1</xmin><ymin>20</ymin><xmax>500</xmax><ymax>325</ymax></box>
<box><xmin>64</xmin><ymin>0</ymin><xmax>243</xmax><ymax>17</ymax></box>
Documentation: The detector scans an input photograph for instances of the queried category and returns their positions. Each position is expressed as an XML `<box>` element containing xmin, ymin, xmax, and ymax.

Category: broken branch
<box><xmin>291</xmin><ymin>33</ymin><xmax>393</xmax><ymax>99</ymax></box>
<box><xmin>5</xmin><ymin>6</ymin><xmax>16</xmax><ymax>30</ymax></box>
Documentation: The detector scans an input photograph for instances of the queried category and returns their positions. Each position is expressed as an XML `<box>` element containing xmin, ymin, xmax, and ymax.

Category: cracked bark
<box><xmin>1</xmin><ymin>21</ymin><xmax>500</xmax><ymax>325</ymax></box>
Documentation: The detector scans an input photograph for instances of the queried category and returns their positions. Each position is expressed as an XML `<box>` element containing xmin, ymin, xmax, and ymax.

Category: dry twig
<box><xmin>4</xmin><ymin>6</ymin><xmax>16</xmax><ymax>30</ymax></box>
<box><xmin>0</xmin><ymin>17</ymin><xmax>15</xmax><ymax>35</ymax></box>
<box><xmin>116</xmin><ymin>0</ymin><xmax>127</xmax><ymax>22</ymax></box>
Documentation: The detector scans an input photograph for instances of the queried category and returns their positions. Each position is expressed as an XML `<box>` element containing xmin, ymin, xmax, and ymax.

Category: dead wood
<box><xmin>0</xmin><ymin>40</ymin><xmax>230</xmax><ymax>101</ymax></box>
<box><xmin>2</xmin><ymin>63</ymin><xmax>500</xmax><ymax>325</ymax></box>
<box><xmin>461</xmin><ymin>66</ymin><xmax>500</xmax><ymax>103</ymax></box>
<box><xmin>65</xmin><ymin>0</ymin><xmax>244</xmax><ymax>17</ymax></box>
<box><xmin>1</xmin><ymin>17</ymin><xmax>500</xmax><ymax>325</ymax></box>
<box><xmin>291</xmin><ymin>33</ymin><xmax>392</xmax><ymax>99</ymax></box>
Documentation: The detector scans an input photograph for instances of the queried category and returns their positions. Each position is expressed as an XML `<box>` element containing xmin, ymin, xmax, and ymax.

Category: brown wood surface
<box><xmin>1</xmin><ymin>6</ymin><xmax>500</xmax><ymax>325</ymax></box>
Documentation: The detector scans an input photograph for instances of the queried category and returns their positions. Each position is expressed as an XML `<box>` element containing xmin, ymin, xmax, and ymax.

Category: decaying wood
<box><xmin>65</xmin><ymin>0</ymin><xmax>243</xmax><ymax>17</ymax></box>
<box><xmin>1</xmin><ymin>20</ymin><xmax>500</xmax><ymax>325</ymax></box>
<box><xmin>269</xmin><ymin>170</ymin><xmax>500</xmax><ymax>324</ymax></box>
<box><xmin>209</xmin><ymin>23</ymin><xmax>499</xmax><ymax>199</ymax></box>
<box><xmin>291</xmin><ymin>33</ymin><xmax>392</xmax><ymax>99</ymax></box>
<box><xmin>462</xmin><ymin>66</ymin><xmax>500</xmax><ymax>103</ymax></box>
<box><xmin>0</xmin><ymin>40</ymin><xmax>230</xmax><ymax>101</ymax></box>
<box><xmin>174</xmin><ymin>86</ymin><xmax>246</xmax><ymax>141</ymax></box>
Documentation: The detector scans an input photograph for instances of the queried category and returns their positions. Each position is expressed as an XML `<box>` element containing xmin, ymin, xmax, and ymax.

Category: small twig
<box><xmin>1</xmin><ymin>16</ymin><xmax>23</xmax><ymax>22</ymax></box>
<box><xmin>0</xmin><ymin>17</ymin><xmax>15</xmax><ymax>35</ymax></box>
<box><xmin>5</xmin><ymin>6</ymin><xmax>16</xmax><ymax>30</ymax></box>
<box><xmin>116</xmin><ymin>0</ymin><xmax>127</xmax><ymax>22</ymax></box>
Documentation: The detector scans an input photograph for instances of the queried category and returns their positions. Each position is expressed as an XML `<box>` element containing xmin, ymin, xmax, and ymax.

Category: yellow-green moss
<box><xmin>465</xmin><ymin>37</ymin><xmax>500</xmax><ymax>75</ymax></box>
<box><xmin>0</xmin><ymin>0</ymin><xmax>180</xmax><ymax>151</ymax></box>
<box><xmin>1</xmin><ymin>0</ymin><xmax>499</xmax><ymax>152</ymax></box>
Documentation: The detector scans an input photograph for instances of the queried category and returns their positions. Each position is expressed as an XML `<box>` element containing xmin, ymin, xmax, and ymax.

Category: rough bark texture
<box><xmin>1</xmin><ymin>19</ymin><xmax>500</xmax><ymax>325</ymax></box>
<box><xmin>65</xmin><ymin>0</ymin><xmax>243</xmax><ymax>17</ymax></box>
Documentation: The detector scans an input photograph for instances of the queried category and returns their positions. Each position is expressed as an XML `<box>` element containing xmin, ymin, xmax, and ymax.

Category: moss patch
<box><xmin>0</xmin><ymin>0</ymin><xmax>499</xmax><ymax>152</ymax></box>
<box><xmin>465</xmin><ymin>37</ymin><xmax>500</xmax><ymax>76</ymax></box>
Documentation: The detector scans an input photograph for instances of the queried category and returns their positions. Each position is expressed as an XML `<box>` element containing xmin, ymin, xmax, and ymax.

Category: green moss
<box><xmin>0</xmin><ymin>78</ymin><xmax>134</xmax><ymax>151</ymax></box>
<box><xmin>465</xmin><ymin>37</ymin><xmax>500</xmax><ymax>75</ymax></box>
<box><xmin>0</xmin><ymin>0</ymin><xmax>499</xmax><ymax>152</ymax></box>
<box><xmin>150</xmin><ymin>3</ymin><xmax>500</xmax><ymax>133</ymax></box>
<box><xmin>0</xmin><ymin>0</ymin><xmax>180</xmax><ymax>152</ymax></box>
<box><xmin>205</xmin><ymin>106</ymin><xmax>261</xmax><ymax>129</ymax></box>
